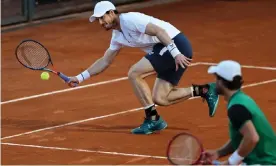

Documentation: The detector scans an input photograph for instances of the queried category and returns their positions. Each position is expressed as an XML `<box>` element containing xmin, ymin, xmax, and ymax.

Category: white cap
<box><xmin>208</xmin><ymin>60</ymin><xmax>242</xmax><ymax>81</ymax></box>
<box><xmin>89</xmin><ymin>1</ymin><xmax>116</xmax><ymax>22</ymax></box>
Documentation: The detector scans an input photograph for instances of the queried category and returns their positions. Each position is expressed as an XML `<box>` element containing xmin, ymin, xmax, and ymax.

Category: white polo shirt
<box><xmin>109</xmin><ymin>12</ymin><xmax>180</xmax><ymax>53</ymax></box>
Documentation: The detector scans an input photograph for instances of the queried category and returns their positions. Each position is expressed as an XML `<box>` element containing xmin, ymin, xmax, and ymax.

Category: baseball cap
<box><xmin>89</xmin><ymin>1</ymin><xmax>116</xmax><ymax>22</ymax></box>
<box><xmin>207</xmin><ymin>60</ymin><xmax>242</xmax><ymax>81</ymax></box>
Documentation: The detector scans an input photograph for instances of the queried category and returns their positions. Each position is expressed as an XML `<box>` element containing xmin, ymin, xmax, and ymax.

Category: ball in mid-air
<box><xmin>41</xmin><ymin>72</ymin><xmax>50</xmax><ymax>80</ymax></box>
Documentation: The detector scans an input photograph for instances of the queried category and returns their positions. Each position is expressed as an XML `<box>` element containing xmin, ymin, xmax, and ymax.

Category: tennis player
<box><xmin>67</xmin><ymin>1</ymin><xmax>219</xmax><ymax>134</ymax></box>
<box><xmin>202</xmin><ymin>60</ymin><xmax>276</xmax><ymax>165</ymax></box>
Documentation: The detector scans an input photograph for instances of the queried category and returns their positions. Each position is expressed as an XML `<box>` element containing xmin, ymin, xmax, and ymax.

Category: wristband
<box><xmin>228</xmin><ymin>150</ymin><xmax>244</xmax><ymax>165</ymax></box>
<box><xmin>166</xmin><ymin>42</ymin><xmax>181</xmax><ymax>58</ymax></box>
<box><xmin>76</xmin><ymin>70</ymin><xmax>90</xmax><ymax>83</ymax></box>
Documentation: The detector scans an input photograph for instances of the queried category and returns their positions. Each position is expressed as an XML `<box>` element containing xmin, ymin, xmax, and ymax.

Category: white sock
<box><xmin>144</xmin><ymin>104</ymin><xmax>155</xmax><ymax>110</ymax></box>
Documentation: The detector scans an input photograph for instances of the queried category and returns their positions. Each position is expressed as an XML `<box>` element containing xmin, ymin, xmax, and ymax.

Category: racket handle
<box><xmin>212</xmin><ymin>160</ymin><xmax>221</xmax><ymax>165</ymax></box>
<box><xmin>58</xmin><ymin>72</ymin><xmax>70</xmax><ymax>83</ymax></box>
<box><xmin>58</xmin><ymin>72</ymin><xmax>78</xmax><ymax>87</ymax></box>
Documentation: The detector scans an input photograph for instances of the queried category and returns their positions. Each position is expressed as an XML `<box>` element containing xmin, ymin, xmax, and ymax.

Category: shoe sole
<box><xmin>131</xmin><ymin>123</ymin><xmax>168</xmax><ymax>135</ymax></box>
<box><xmin>152</xmin><ymin>123</ymin><xmax>168</xmax><ymax>134</ymax></box>
<box><xmin>210</xmin><ymin>97</ymin><xmax>219</xmax><ymax>117</ymax></box>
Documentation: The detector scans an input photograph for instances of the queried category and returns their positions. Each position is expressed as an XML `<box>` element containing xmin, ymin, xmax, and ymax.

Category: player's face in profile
<box><xmin>215</xmin><ymin>76</ymin><xmax>224</xmax><ymax>95</ymax></box>
<box><xmin>98</xmin><ymin>11</ymin><xmax>117</xmax><ymax>31</ymax></box>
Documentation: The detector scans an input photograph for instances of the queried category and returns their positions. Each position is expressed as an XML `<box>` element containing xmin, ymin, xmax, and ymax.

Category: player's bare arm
<box><xmin>217</xmin><ymin>104</ymin><xmax>259</xmax><ymax>165</ymax></box>
<box><xmin>217</xmin><ymin>121</ymin><xmax>259</xmax><ymax>165</ymax></box>
<box><xmin>224</xmin><ymin>120</ymin><xmax>259</xmax><ymax>164</ymax></box>
<box><xmin>202</xmin><ymin>140</ymin><xmax>234</xmax><ymax>163</ymax></box>
<box><xmin>145</xmin><ymin>23</ymin><xmax>192</xmax><ymax>70</ymax></box>
<box><xmin>86</xmin><ymin>48</ymin><xmax>120</xmax><ymax>76</ymax></box>
<box><xmin>216</xmin><ymin>140</ymin><xmax>235</xmax><ymax>158</ymax></box>
<box><xmin>68</xmin><ymin>48</ymin><xmax>120</xmax><ymax>86</ymax></box>
<box><xmin>237</xmin><ymin>121</ymin><xmax>260</xmax><ymax>157</ymax></box>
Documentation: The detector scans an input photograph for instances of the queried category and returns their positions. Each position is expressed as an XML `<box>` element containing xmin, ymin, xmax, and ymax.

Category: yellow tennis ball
<box><xmin>41</xmin><ymin>72</ymin><xmax>50</xmax><ymax>80</ymax></box>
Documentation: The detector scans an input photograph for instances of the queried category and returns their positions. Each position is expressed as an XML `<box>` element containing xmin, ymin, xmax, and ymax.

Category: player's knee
<box><xmin>152</xmin><ymin>95</ymin><xmax>168</xmax><ymax>106</ymax></box>
<box><xmin>128</xmin><ymin>68</ymin><xmax>140</xmax><ymax>80</ymax></box>
<box><xmin>128</xmin><ymin>69</ymin><xmax>135</xmax><ymax>80</ymax></box>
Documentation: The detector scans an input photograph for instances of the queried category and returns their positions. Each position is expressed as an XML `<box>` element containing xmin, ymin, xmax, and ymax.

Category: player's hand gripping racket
<box><xmin>15</xmin><ymin>39</ymin><xmax>76</xmax><ymax>86</ymax></box>
<box><xmin>166</xmin><ymin>132</ymin><xmax>221</xmax><ymax>165</ymax></box>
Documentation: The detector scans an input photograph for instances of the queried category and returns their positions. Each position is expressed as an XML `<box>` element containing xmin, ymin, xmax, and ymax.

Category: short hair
<box><xmin>106</xmin><ymin>10</ymin><xmax>119</xmax><ymax>15</ymax></box>
<box><xmin>216</xmin><ymin>75</ymin><xmax>244</xmax><ymax>90</ymax></box>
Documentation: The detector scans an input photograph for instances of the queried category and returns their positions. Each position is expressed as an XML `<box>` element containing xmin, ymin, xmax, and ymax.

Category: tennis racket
<box><xmin>15</xmin><ymin>39</ymin><xmax>76</xmax><ymax>86</ymax></box>
<box><xmin>166</xmin><ymin>132</ymin><xmax>221</xmax><ymax>165</ymax></box>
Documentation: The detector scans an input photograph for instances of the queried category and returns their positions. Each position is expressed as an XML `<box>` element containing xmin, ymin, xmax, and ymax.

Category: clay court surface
<box><xmin>1</xmin><ymin>0</ymin><xmax>276</xmax><ymax>164</ymax></box>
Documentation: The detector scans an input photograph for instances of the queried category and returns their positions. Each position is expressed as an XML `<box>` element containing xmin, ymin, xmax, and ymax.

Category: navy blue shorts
<box><xmin>145</xmin><ymin>33</ymin><xmax>193</xmax><ymax>86</ymax></box>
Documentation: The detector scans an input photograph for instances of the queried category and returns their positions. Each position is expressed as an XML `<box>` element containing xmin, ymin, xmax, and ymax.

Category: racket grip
<box><xmin>58</xmin><ymin>72</ymin><xmax>78</xmax><ymax>87</ymax></box>
<box><xmin>212</xmin><ymin>160</ymin><xmax>221</xmax><ymax>165</ymax></box>
<box><xmin>58</xmin><ymin>72</ymin><xmax>70</xmax><ymax>83</ymax></box>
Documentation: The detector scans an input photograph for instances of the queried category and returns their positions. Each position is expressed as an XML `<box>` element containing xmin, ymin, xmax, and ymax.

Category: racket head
<box><xmin>166</xmin><ymin>132</ymin><xmax>204</xmax><ymax>165</ymax></box>
<box><xmin>15</xmin><ymin>39</ymin><xmax>52</xmax><ymax>70</ymax></box>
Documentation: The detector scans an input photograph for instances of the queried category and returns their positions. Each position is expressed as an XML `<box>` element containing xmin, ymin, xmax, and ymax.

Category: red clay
<box><xmin>2</xmin><ymin>0</ymin><xmax>276</xmax><ymax>164</ymax></box>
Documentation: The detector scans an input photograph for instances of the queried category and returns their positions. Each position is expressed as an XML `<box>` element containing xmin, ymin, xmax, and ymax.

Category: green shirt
<box><xmin>227</xmin><ymin>90</ymin><xmax>276</xmax><ymax>165</ymax></box>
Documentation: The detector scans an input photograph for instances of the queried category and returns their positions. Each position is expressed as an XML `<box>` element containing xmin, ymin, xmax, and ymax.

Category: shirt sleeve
<box><xmin>109</xmin><ymin>31</ymin><xmax>122</xmax><ymax>51</ymax></box>
<box><xmin>124</xmin><ymin>13</ymin><xmax>150</xmax><ymax>33</ymax></box>
<box><xmin>109</xmin><ymin>39</ymin><xmax>122</xmax><ymax>51</ymax></box>
<box><xmin>228</xmin><ymin>104</ymin><xmax>252</xmax><ymax>130</ymax></box>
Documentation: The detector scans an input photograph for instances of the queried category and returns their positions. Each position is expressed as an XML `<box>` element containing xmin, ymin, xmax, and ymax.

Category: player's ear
<box><xmin>109</xmin><ymin>10</ymin><xmax>115</xmax><ymax>16</ymax></box>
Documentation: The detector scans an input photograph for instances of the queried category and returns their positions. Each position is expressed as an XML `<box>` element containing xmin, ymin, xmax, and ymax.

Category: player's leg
<box><xmin>130</xmin><ymin>44</ymin><xmax>179</xmax><ymax>134</ymax></box>
<box><xmin>151</xmin><ymin>32</ymin><xmax>219</xmax><ymax>117</ymax></box>
<box><xmin>152</xmin><ymin>76</ymin><xmax>218</xmax><ymax>117</ymax></box>
<box><xmin>152</xmin><ymin>78</ymin><xmax>193</xmax><ymax>106</ymax></box>
<box><xmin>150</xmin><ymin>32</ymin><xmax>194</xmax><ymax>106</ymax></box>
<box><xmin>128</xmin><ymin>57</ymin><xmax>167</xmax><ymax>135</ymax></box>
<box><xmin>152</xmin><ymin>66</ymin><xmax>211</xmax><ymax>107</ymax></box>
<box><xmin>128</xmin><ymin>57</ymin><xmax>155</xmax><ymax>108</ymax></box>
<box><xmin>131</xmin><ymin>34</ymin><xmax>189</xmax><ymax>135</ymax></box>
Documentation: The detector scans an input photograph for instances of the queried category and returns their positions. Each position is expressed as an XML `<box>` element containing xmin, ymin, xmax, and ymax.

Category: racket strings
<box><xmin>168</xmin><ymin>134</ymin><xmax>202</xmax><ymax>165</ymax></box>
<box><xmin>16</xmin><ymin>41</ymin><xmax>49</xmax><ymax>69</ymax></box>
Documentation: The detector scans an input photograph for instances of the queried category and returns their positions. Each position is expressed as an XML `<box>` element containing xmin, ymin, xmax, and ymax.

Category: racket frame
<box><xmin>15</xmin><ymin>39</ymin><xmax>52</xmax><ymax>70</ymax></box>
<box><xmin>166</xmin><ymin>132</ymin><xmax>204</xmax><ymax>165</ymax></box>
<box><xmin>15</xmin><ymin>39</ymin><xmax>71</xmax><ymax>83</ymax></box>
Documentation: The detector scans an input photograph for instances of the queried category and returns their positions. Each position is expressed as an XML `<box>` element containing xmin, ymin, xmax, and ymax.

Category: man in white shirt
<box><xmin>68</xmin><ymin>1</ymin><xmax>219</xmax><ymax>135</ymax></box>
